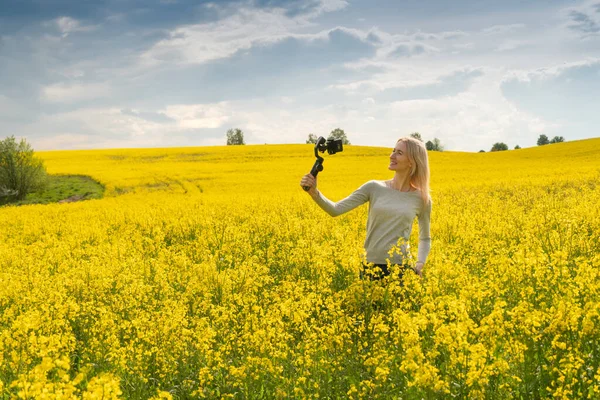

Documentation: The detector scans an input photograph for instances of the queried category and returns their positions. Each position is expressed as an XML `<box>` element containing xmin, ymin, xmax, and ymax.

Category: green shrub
<box><xmin>0</xmin><ymin>136</ymin><xmax>47</xmax><ymax>202</ymax></box>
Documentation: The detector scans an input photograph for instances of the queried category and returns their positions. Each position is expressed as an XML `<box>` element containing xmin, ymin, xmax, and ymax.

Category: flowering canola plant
<box><xmin>1</xmin><ymin>139</ymin><xmax>600</xmax><ymax>399</ymax></box>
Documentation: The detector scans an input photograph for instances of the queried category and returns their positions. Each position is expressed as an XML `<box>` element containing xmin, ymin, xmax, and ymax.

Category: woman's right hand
<box><xmin>300</xmin><ymin>173</ymin><xmax>318</xmax><ymax>198</ymax></box>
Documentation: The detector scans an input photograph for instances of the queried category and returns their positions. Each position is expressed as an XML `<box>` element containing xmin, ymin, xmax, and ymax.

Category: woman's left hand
<box><xmin>414</xmin><ymin>262</ymin><xmax>424</xmax><ymax>277</ymax></box>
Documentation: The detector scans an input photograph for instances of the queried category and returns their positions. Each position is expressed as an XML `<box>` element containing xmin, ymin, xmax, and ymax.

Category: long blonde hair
<box><xmin>397</xmin><ymin>137</ymin><xmax>431</xmax><ymax>207</ymax></box>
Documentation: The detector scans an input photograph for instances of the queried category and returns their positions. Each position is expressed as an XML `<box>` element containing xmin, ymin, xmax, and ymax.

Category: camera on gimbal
<box><xmin>302</xmin><ymin>136</ymin><xmax>344</xmax><ymax>191</ymax></box>
<box><xmin>317</xmin><ymin>136</ymin><xmax>343</xmax><ymax>155</ymax></box>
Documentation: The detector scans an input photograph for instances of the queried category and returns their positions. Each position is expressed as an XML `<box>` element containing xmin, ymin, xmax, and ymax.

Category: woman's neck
<box><xmin>389</xmin><ymin>173</ymin><xmax>413</xmax><ymax>192</ymax></box>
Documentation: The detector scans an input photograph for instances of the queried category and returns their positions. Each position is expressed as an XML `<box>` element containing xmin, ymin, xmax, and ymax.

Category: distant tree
<box><xmin>433</xmin><ymin>138</ymin><xmax>444</xmax><ymax>151</ymax></box>
<box><xmin>306</xmin><ymin>134</ymin><xmax>318</xmax><ymax>144</ymax></box>
<box><xmin>226</xmin><ymin>128</ymin><xmax>245</xmax><ymax>145</ymax></box>
<box><xmin>478</xmin><ymin>150</ymin><xmax>485</xmax><ymax>153</ymax></box>
<box><xmin>425</xmin><ymin>138</ymin><xmax>444</xmax><ymax>151</ymax></box>
<box><xmin>410</xmin><ymin>132</ymin><xmax>423</xmax><ymax>142</ymax></box>
<box><xmin>550</xmin><ymin>136</ymin><xmax>565</xmax><ymax>144</ymax></box>
<box><xmin>537</xmin><ymin>134</ymin><xmax>550</xmax><ymax>146</ymax></box>
<box><xmin>328</xmin><ymin>128</ymin><xmax>350</xmax><ymax>145</ymax></box>
<box><xmin>491</xmin><ymin>142</ymin><xmax>508</xmax><ymax>152</ymax></box>
<box><xmin>514</xmin><ymin>145</ymin><xmax>521</xmax><ymax>150</ymax></box>
<box><xmin>0</xmin><ymin>136</ymin><xmax>47</xmax><ymax>202</ymax></box>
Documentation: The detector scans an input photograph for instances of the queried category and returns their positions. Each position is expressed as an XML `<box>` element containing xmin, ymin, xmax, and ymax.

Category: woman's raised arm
<box><xmin>300</xmin><ymin>176</ymin><xmax>372</xmax><ymax>217</ymax></box>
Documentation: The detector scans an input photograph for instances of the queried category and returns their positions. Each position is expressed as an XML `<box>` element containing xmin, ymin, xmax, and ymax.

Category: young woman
<box><xmin>300</xmin><ymin>137</ymin><xmax>432</xmax><ymax>280</ymax></box>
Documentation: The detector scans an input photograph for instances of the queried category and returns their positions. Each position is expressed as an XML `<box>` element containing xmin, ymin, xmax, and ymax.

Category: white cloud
<box><xmin>502</xmin><ymin>58</ymin><xmax>600</xmax><ymax>83</ymax></box>
<box><xmin>50</xmin><ymin>16</ymin><xmax>98</xmax><ymax>38</ymax></box>
<box><xmin>220</xmin><ymin>68</ymin><xmax>561</xmax><ymax>151</ymax></box>
<box><xmin>35</xmin><ymin>133</ymin><xmax>96</xmax><ymax>150</ymax></box>
<box><xmin>481</xmin><ymin>24</ymin><xmax>526</xmax><ymax>35</ymax></box>
<box><xmin>56</xmin><ymin>17</ymin><xmax>80</xmax><ymax>36</ymax></box>
<box><xmin>140</xmin><ymin>7</ymin><xmax>370</xmax><ymax>68</ymax></box>
<box><xmin>25</xmin><ymin>102</ymin><xmax>235</xmax><ymax>150</ymax></box>
<box><xmin>362</xmin><ymin>97</ymin><xmax>375</xmax><ymax>105</ymax></box>
<box><xmin>141</xmin><ymin>8</ymin><xmax>298</xmax><ymax>66</ymax></box>
<box><xmin>387</xmin><ymin>42</ymin><xmax>439</xmax><ymax>58</ymax></box>
<box><xmin>163</xmin><ymin>103</ymin><xmax>231</xmax><ymax>129</ymax></box>
<box><xmin>412</xmin><ymin>30</ymin><xmax>468</xmax><ymax>41</ymax></box>
<box><xmin>41</xmin><ymin>82</ymin><xmax>110</xmax><ymax>103</ymax></box>
<box><xmin>31</xmin><ymin>107</ymin><xmax>167</xmax><ymax>144</ymax></box>
<box><xmin>383</xmin><ymin>91</ymin><xmax>560</xmax><ymax>151</ymax></box>
<box><xmin>328</xmin><ymin>66</ymin><xmax>479</xmax><ymax>96</ymax></box>
<box><xmin>311</xmin><ymin>0</ymin><xmax>349</xmax><ymax>15</ymax></box>
<box><xmin>494</xmin><ymin>39</ymin><xmax>531</xmax><ymax>52</ymax></box>
<box><xmin>140</xmin><ymin>7</ymin><xmax>363</xmax><ymax>68</ymax></box>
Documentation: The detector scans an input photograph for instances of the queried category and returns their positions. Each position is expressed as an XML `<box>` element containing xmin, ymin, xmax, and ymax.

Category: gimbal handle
<box><xmin>302</xmin><ymin>157</ymin><xmax>324</xmax><ymax>191</ymax></box>
<box><xmin>303</xmin><ymin>136</ymin><xmax>327</xmax><ymax>191</ymax></box>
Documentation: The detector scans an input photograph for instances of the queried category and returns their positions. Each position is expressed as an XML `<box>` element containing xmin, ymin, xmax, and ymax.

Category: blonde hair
<box><xmin>397</xmin><ymin>137</ymin><xmax>431</xmax><ymax>207</ymax></box>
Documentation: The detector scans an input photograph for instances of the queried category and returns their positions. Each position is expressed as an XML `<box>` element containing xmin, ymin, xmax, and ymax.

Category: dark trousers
<box><xmin>360</xmin><ymin>262</ymin><xmax>413</xmax><ymax>281</ymax></box>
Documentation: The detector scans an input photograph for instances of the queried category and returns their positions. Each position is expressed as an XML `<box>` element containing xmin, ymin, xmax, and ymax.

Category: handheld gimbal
<box><xmin>302</xmin><ymin>136</ymin><xmax>344</xmax><ymax>191</ymax></box>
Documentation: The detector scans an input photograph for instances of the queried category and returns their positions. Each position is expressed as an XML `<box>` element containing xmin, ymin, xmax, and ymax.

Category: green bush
<box><xmin>490</xmin><ymin>142</ymin><xmax>508</xmax><ymax>152</ymax></box>
<box><xmin>0</xmin><ymin>136</ymin><xmax>47</xmax><ymax>202</ymax></box>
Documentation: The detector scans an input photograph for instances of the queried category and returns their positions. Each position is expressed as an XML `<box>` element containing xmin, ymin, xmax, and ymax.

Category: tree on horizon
<box><xmin>426</xmin><ymin>138</ymin><xmax>443</xmax><ymax>151</ymax></box>
<box><xmin>328</xmin><ymin>128</ymin><xmax>350</xmax><ymax>145</ymax></box>
<box><xmin>226</xmin><ymin>128</ymin><xmax>245</xmax><ymax>145</ymax></box>
<box><xmin>537</xmin><ymin>134</ymin><xmax>550</xmax><ymax>146</ymax></box>
<box><xmin>306</xmin><ymin>134</ymin><xmax>318</xmax><ymax>144</ymax></box>
<box><xmin>491</xmin><ymin>142</ymin><xmax>508</xmax><ymax>152</ymax></box>
<box><xmin>410</xmin><ymin>132</ymin><xmax>423</xmax><ymax>142</ymax></box>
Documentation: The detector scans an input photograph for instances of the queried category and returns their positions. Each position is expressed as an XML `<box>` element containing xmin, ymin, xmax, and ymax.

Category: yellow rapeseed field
<box><xmin>1</xmin><ymin>138</ymin><xmax>600</xmax><ymax>399</ymax></box>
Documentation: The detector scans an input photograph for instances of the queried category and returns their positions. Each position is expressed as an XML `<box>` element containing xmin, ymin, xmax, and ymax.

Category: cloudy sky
<box><xmin>1</xmin><ymin>0</ymin><xmax>599</xmax><ymax>152</ymax></box>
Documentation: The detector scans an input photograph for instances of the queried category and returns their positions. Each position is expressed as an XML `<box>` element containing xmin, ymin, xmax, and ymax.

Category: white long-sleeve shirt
<box><xmin>312</xmin><ymin>180</ymin><xmax>432</xmax><ymax>265</ymax></box>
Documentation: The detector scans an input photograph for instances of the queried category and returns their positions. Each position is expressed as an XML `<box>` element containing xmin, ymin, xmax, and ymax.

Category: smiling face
<box><xmin>388</xmin><ymin>140</ymin><xmax>412</xmax><ymax>172</ymax></box>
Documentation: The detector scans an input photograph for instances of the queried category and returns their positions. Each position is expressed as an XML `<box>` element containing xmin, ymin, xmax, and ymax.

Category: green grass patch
<box><xmin>1</xmin><ymin>174</ymin><xmax>104</xmax><ymax>206</ymax></box>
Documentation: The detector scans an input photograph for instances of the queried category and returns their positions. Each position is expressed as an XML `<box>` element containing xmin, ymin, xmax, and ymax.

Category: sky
<box><xmin>1</xmin><ymin>0</ymin><xmax>599</xmax><ymax>152</ymax></box>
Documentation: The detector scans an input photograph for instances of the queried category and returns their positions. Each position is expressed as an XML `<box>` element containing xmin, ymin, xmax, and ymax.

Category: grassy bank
<box><xmin>1</xmin><ymin>174</ymin><xmax>104</xmax><ymax>206</ymax></box>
